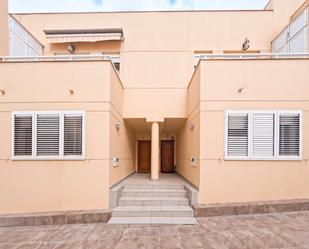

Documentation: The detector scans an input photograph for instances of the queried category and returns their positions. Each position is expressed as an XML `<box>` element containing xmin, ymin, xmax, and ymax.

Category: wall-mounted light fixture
<box><xmin>238</xmin><ymin>87</ymin><xmax>244</xmax><ymax>93</ymax></box>
<box><xmin>67</xmin><ymin>43</ymin><xmax>75</xmax><ymax>54</ymax></box>
<box><xmin>190</xmin><ymin>156</ymin><xmax>197</xmax><ymax>167</ymax></box>
<box><xmin>69</xmin><ymin>89</ymin><xmax>74</xmax><ymax>95</ymax></box>
<box><xmin>112</xmin><ymin>157</ymin><xmax>120</xmax><ymax>167</ymax></box>
<box><xmin>189</xmin><ymin>123</ymin><xmax>195</xmax><ymax>130</ymax></box>
<box><xmin>115</xmin><ymin>123</ymin><xmax>121</xmax><ymax>130</ymax></box>
<box><xmin>242</xmin><ymin>38</ymin><xmax>250</xmax><ymax>51</ymax></box>
<box><xmin>0</xmin><ymin>90</ymin><xmax>5</xmax><ymax>95</ymax></box>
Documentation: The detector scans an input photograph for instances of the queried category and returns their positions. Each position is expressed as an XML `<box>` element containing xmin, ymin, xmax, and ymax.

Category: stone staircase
<box><xmin>108</xmin><ymin>184</ymin><xmax>197</xmax><ymax>225</ymax></box>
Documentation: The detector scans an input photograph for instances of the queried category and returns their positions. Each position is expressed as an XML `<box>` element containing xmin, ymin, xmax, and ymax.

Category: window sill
<box><xmin>224</xmin><ymin>157</ymin><xmax>302</xmax><ymax>161</ymax></box>
<box><xmin>11</xmin><ymin>157</ymin><xmax>86</xmax><ymax>161</ymax></box>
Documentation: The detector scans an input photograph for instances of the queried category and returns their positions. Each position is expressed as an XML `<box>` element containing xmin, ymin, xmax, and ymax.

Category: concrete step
<box><xmin>108</xmin><ymin>216</ymin><xmax>197</xmax><ymax>225</ymax></box>
<box><xmin>121</xmin><ymin>188</ymin><xmax>187</xmax><ymax>197</ymax></box>
<box><xmin>118</xmin><ymin>196</ymin><xmax>189</xmax><ymax>206</ymax></box>
<box><xmin>124</xmin><ymin>184</ymin><xmax>184</xmax><ymax>190</ymax></box>
<box><xmin>112</xmin><ymin>205</ymin><xmax>194</xmax><ymax>217</ymax></box>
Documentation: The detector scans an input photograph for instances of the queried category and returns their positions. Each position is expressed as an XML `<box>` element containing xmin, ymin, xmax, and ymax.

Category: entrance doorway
<box><xmin>161</xmin><ymin>140</ymin><xmax>175</xmax><ymax>173</ymax></box>
<box><xmin>138</xmin><ymin>141</ymin><xmax>151</xmax><ymax>173</ymax></box>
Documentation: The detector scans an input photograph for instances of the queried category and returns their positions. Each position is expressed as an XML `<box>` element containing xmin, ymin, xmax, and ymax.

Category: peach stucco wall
<box><xmin>176</xmin><ymin>66</ymin><xmax>201</xmax><ymax>188</ymax></box>
<box><xmin>0</xmin><ymin>61</ymin><xmax>119</xmax><ymax>213</ymax></box>
<box><xmin>0</xmin><ymin>0</ymin><xmax>308</xmax><ymax>214</ymax></box>
<box><xmin>11</xmin><ymin>1</ymin><xmax>307</xmax><ymax>121</ymax></box>
<box><xmin>271</xmin><ymin>0</ymin><xmax>307</xmax><ymax>34</ymax></box>
<box><xmin>197</xmin><ymin>59</ymin><xmax>309</xmax><ymax>204</ymax></box>
<box><xmin>109</xmin><ymin>65</ymin><xmax>136</xmax><ymax>186</ymax></box>
<box><xmin>0</xmin><ymin>0</ymin><xmax>8</xmax><ymax>55</ymax></box>
<box><xmin>11</xmin><ymin>10</ymin><xmax>276</xmax><ymax>90</ymax></box>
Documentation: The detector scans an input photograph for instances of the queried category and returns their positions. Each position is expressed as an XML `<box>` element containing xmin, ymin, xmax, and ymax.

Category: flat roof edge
<box><xmin>10</xmin><ymin>9</ymin><xmax>274</xmax><ymax>15</ymax></box>
<box><xmin>200</xmin><ymin>57</ymin><xmax>309</xmax><ymax>61</ymax></box>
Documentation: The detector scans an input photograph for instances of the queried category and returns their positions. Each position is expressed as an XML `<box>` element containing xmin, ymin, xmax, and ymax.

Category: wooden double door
<box><xmin>137</xmin><ymin>140</ymin><xmax>174</xmax><ymax>173</ymax></box>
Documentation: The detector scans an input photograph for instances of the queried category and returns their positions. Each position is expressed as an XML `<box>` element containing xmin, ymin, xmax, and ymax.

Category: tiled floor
<box><xmin>1</xmin><ymin>211</ymin><xmax>309</xmax><ymax>248</ymax></box>
<box><xmin>119</xmin><ymin>173</ymin><xmax>188</xmax><ymax>186</ymax></box>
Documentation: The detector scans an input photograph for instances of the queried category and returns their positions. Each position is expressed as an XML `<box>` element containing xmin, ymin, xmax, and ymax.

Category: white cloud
<box><xmin>9</xmin><ymin>0</ymin><xmax>269</xmax><ymax>13</ymax></box>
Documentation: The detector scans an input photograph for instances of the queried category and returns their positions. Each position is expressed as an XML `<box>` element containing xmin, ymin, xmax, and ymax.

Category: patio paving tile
<box><xmin>1</xmin><ymin>211</ymin><xmax>309</xmax><ymax>248</ymax></box>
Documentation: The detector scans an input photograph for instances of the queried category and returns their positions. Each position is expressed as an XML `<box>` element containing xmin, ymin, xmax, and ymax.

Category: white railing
<box><xmin>0</xmin><ymin>53</ymin><xmax>309</xmax><ymax>62</ymax></box>
<box><xmin>0</xmin><ymin>54</ymin><xmax>118</xmax><ymax>62</ymax></box>
<box><xmin>196</xmin><ymin>53</ymin><xmax>309</xmax><ymax>60</ymax></box>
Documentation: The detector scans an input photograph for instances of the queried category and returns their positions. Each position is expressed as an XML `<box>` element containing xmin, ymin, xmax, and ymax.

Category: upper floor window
<box><xmin>12</xmin><ymin>111</ymin><xmax>85</xmax><ymax>160</ymax></box>
<box><xmin>272</xmin><ymin>7</ymin><xmax>308</xmax><ymax>54</ymax></box>
<box><xmin>9</xmin><ymin>16</ymin><xmax>43</xmax><ymax>56</ymax></box>
<box><xmin>225</xmin><ymin>111</ymin><xmax>302</xmax><ymax>160</ymax></box>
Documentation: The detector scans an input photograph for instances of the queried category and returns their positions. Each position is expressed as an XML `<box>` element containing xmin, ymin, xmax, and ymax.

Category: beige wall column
<box><xmin>151</xmin><ymin>122</ymin><xmax>160</xmax><ymax>180</ymax></box>
<box><xmin>0</xmin><ymin>0</ymin><xmax>9</xmax><ymax>56</ymax></box>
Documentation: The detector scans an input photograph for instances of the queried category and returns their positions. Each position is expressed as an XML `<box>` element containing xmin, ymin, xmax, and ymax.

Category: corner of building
<box><xmin>0</xmin><ymin>0</ymin><xmax>9</xmax><ymax>56</ymax></box>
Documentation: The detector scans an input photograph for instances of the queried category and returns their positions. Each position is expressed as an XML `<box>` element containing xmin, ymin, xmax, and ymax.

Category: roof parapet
<box><xmin>0</xmin><ymin>54</ymin><xmax>119</xmax><ymax>62</ymax></box>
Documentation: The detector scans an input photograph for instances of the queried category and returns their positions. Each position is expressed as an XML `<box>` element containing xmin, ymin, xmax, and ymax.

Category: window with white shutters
<box><xmin>12</xmin><ymin>111</ymin><xmax>85</xmax><ymax>159</ymax></box>
<box><xmin>227</xmin><ymin>114</ymin><xmax>248</xmax><ymax>157</ymax></box>
<box><xmin>14</xmin><ymin>115</ymin><xmax>33</xmax><ymax>156</ymax></box>
<box><xmin>252</xmin><ymin>113</ymin><xmax>275</xmax><ymax>157</ymax></box>
<box><xmin>279</xmin><ymin>114</ymin><xmax>300</xmax><ymax>156</ymax></box>
<box><xmin>64</xmin><ymin>115</ymin><xmax>83</xmax><ymax>156</ymax></box>
<box><xmin>37</xmin><ymin>114</ymin><xmax>60</xmax><ymax>156</ymax></box>
<box><xmin>225</xmin><ymin>111</ymin><xmax>302</xmax><ymax>160</ymax></box>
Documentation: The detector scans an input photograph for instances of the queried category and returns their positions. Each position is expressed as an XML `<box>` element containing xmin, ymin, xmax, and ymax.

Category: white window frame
<box><xmin>11</xmin><ymin>111</ymin><xmax>85</xmax><ymax>161</ymax></box>
<box><xmin>224</xmin><ymin>110</ymin><xmax>302</xmax><ymax>161</ymax></box>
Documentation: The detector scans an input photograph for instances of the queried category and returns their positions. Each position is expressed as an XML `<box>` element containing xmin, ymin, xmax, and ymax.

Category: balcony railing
<box><xmin>0</xmin><ymin>53</ymin><xmax>309</xmax><ymax>63</ymax></box>
<box><xmin>195</xmin><ymin>53</ymin><xmax>309</xmax><ymax>60</ymax></box>
<box><xmin>0</xmin><ymin>54</ymin><xmax>118</xmax><ymax>62</ymax></box>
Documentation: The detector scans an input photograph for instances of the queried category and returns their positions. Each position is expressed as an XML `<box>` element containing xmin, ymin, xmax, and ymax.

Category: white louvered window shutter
<box><xmin>252</xmin><ymin>113</ymin><xmax>275</xmax><ymax>157</ymax></box>
<box><xmin>227</xmin><ymin>114</ymin><xmax>249</xmax><ymax>157</ymax></box>
<box><xmin>64</xmin><ymin>115</ymin><xmax>83</xmax><ymax>156</ymax></box>
<box><xmin>14</xmin><ymin>115</ymin><xmax>33</xmax><ymax>156</ymax></box>
<box><xmin>36</xmin><ymin>114</ymin><xmax>60</xmax><ymax>156</ymax></box>
<box><xmin>279</xmin><ymin>113</ymin><xmax>300</xmax><ymax>156</ymax></box>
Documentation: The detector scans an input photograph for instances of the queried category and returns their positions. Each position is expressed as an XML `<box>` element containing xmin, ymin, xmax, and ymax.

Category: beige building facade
<box><xmin>0</xmin><ymin>0</ymin><xmax>309</xmax><ymax>214</ymax></box>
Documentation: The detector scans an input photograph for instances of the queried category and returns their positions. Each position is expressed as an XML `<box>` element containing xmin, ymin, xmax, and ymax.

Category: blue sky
<box><xmin>9</xmin><ymin>0</ymin><xmax>269</xmax><ymax>13</ymax></box>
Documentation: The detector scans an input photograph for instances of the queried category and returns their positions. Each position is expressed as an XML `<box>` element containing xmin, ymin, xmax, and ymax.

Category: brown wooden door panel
<box><xmin>138</xmin><ymin>141</ymin><xmax>151</xmax><ymax>173</ymax></box>
<box><xmin>161</xmin><ymin>141</ymin><xmax>174</xmax><ymax>173</ymax></box>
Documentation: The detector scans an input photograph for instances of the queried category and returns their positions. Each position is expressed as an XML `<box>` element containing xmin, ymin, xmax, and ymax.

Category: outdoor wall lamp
<box><xmin>115</xmin><ymin>123</ymin><xmax>121</xmax><ymax>130</ymax></box>
<box><xmin>242</xmin><ymin>38</ymin><xmax>250</xmax><ymax>51</ymax></box>
<box><xmin>238</xmin><ymin>87</ymin><xmax>244</xmax><ymax>93</ymax></box>
<box><xmin>189</xmin><ymin>123</ymin><xmax>195</xmax><ymax>130</ymax></box>
<box><xmin>0</xmin><ymin>90</ymin><xmax>5</xmax><ymax>95</ymax></box>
